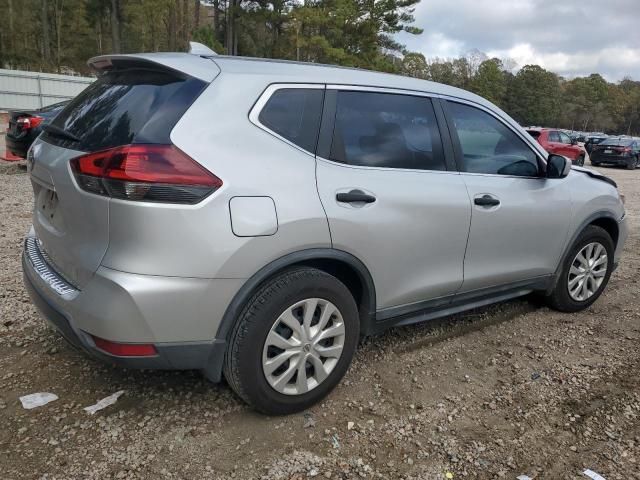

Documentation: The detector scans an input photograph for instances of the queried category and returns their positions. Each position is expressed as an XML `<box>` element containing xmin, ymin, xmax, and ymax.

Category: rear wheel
<box><xmin>627</xmin><ymin>156</ymin><xmax>639</xmax><ymax>170</ymax></box>
<box><xmin>224</xmin><ymin>267</ymin><xmax>359</xmax><ymax>415</ymax></box>
<box><xmin>576</xmin><ymin>154</ymin><xmax>585</xmax><ymax>166</ymax></box>
<box><xmin>546</xmin><ymin>225</ymin><xmax>614</xmax><ymax>312</ymax></box>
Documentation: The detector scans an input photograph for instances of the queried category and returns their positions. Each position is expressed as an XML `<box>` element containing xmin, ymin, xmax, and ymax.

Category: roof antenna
<box><xmin>188</xmin><ymin>41</ymin><xmax>217</xmax><ymax>56</ymax></box>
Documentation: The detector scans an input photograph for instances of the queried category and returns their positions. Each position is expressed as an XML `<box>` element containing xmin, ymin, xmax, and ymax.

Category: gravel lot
<box><xmin>1</xmin><ymin>160</ymin><xmax>639</xmax><ymax>480</ymax></box>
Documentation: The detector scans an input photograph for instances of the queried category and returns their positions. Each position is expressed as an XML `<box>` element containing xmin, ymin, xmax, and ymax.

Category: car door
<box><xmin>558</xmin><ymin>131</ymin><xmax>579</xmax><ymax>160</ymax></box>
<box><xmin>546</xmin><ymin>130</ymin><xmax>563</xmax><ymax>155</ymax></box>
<box><xmin>315</xmin><ymin>88</ymin><xmax>471</xmax><ymax>312</ymax></box>
<box><xmin>441</xmin><ymin>99</ymin><xmax>572</xmax><ymax>292</ymax></box>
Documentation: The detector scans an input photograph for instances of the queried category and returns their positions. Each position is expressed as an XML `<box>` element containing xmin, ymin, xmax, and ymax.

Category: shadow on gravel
<box><xmin>40</xmin><ymin>295</ymin><xmax>544</xmax><ymax>398</ymax></box>
<box><xmin>0</xmin><ymin>161</ymin><xmax>27</xmax><ymax>175</ymax></box>
<box><xmin>377</xmin><ymin>296</ymin><xmax>543</xmax><ymax>355</ymax></box>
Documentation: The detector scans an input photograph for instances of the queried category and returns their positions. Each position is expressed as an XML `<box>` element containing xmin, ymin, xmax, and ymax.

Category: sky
<box><xmin>395</xmin><ymin>0</ymin><xmax>640</xmax><ymax>82</ymax></box>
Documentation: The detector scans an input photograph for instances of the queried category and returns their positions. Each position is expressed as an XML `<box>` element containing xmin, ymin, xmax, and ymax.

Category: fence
<box><xmin>0</xmin><ymin>68</ymin><xmax>94</xmax><ymax>111</ymax></box>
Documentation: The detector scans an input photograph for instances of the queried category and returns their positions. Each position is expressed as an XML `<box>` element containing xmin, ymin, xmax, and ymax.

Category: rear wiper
<box><xmin>43</xmin><ymin>124</ymin><xmax>81</xmax><ymax>143</ymax></box>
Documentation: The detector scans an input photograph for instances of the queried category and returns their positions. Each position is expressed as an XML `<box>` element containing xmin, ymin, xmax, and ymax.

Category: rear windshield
<box><xmin>44</xmin><ymin>68</ymin><xmax>206</xmax><ymax>152</ymax></box>
<box><xmin>600</xmin><ymin>138</ymin><xmax>633</xmax><ymax>146</ymax></box>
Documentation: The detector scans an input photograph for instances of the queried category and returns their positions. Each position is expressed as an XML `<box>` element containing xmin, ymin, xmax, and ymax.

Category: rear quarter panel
<box><xmin>101</xmin><ymin>73</ymin><xmax>331</xmax><ymax>279</ymax></box>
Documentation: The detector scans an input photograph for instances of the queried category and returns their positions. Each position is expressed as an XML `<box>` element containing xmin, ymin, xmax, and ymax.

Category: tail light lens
<box><xmin>70</xmin><ymin>144</ymin><xmax>222</xmax><ymax>204</ymax></box>
<box><xmin>17</xmin><ymin>115</ymin><xmax>44</xmax><ymax>130</ymax></box>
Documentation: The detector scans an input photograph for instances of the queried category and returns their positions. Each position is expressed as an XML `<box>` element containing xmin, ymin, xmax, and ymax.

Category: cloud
<box><xmin>396</xmin><ymin>0</ymin><xmax>640</xmax><ymax>81</ymax></box>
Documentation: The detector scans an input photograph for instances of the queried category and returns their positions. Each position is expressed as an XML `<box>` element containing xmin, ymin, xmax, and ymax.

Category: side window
<box><xmin>330</xmin><ymin>91</ymin><xmax>446</xmax><ymax>171</ymax></box>
<box><xmin>548</xmin><ymin>131</ymin><xmax>561</xmax><ymax>142</ymax></box>
<box><xmin>446</xmin><ymin>101</ymin><xmax>539</xmax><ymax>177</ymax></box>
<box><xmin>559</xmin><ymin>132</ymin><xmax>572</xmax><ymax>144</ymax></box>
<box><xmin>258</xmin><ymin>88</ymin><xmax>324</xmax><ymax>153</ymax></box>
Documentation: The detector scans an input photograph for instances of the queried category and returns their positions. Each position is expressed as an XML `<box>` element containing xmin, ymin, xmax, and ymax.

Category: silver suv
<box><xmin>23</xmin><ymin>52</ymin><xmax>627</xmax><ymax>414</ymax></box>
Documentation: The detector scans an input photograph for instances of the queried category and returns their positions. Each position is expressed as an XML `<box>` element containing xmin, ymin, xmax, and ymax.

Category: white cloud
<box><xmin>396</xmin><ymin>0</ymin><xmax>640</xmax><ymax>81</ymax></box>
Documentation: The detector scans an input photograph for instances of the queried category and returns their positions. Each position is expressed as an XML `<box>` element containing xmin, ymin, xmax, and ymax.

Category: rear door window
<box><xmin>548</xmin><ymin>131</ymin><xmax>561</xmax><ymax>142</ymax></box>
<box><xmin>446</xmin><ymin>101</ymin><xmax>539</xmax><ymax>177</ymax></box>
<box><xmin>558</xmin><ymin>132</ymin><xmax>572</xmax><ymax>144</ymax></box>
<box><xmin>329</xmin><ymin>91</ymin><xmax>446</xmax><ymax>171</ymax></box>
<box><xmin>45</xmin><ymin>68</ymin><xmax>207</xmax><ymax>152</ymax></box>
<box><xmin>258</xmin><ymin>88</ymin><xmax>324</xmax><ymax>153</ymax></box>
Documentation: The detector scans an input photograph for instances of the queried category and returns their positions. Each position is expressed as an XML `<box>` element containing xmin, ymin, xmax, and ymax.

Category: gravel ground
<box><xmin>1</xmin><ymin>160</ymin><xmax>639</xmax><ymax>480</ymax></box>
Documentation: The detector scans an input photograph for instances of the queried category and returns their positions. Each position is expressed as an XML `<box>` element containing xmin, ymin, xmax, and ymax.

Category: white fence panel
<box><xmin>0</xmin><ymin>69</ymin><xmax>94</xmax><ymax>111</ymax></box>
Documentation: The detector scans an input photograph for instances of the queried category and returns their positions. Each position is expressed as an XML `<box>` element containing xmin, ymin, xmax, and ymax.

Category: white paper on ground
<box><xmin>583</xmin><ymin>470</ymin><xmax>606</xmax><ymax>480</ymax></box>
<box><xmin>517</xmin><ymin>475</ymin><xmax>532</xmax><ymax>480</ymax></box>
<box><xmin>19</xmin><ymin>392</ymin><xmax>59</xmax><ymax>409</ymax></box>
<box><xmin>83</xmin><ymin>390</ymin><xmax>125</xmax><ymax>415</ymax></box>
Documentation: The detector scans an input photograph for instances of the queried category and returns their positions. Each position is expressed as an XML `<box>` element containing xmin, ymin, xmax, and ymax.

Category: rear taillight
<box><xmin>622</xmin><ymin>147</ymin><xmax>632</xmax><ymax>155</ymax></box>
<box><xmin>17</xmin><ymin>115</ymin><xmax>44</xmax><ymax>130</ymax></box>
<box><xmin>70</xmin><ymin>144</ymin><xmax>222</xmax><ymax>204</ymax></box>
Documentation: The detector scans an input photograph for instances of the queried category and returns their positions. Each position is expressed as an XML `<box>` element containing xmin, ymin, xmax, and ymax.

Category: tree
<box><xmin>402</xmin><ymin>52</ymin><xmax>428</xmax><ymax>79</ymax></box>
<box><xmin>471</xmin><ymin>58</ymin><xmax>506</xmax><ymax>107</ymax></box>
<box><xmin>111</xmin><ymin>0</ymin><xmax>122</xmax><ymax>53</ymax></box>
<box><xmin>507</xmin><ymin>65</ymin><xmax>561</xmax><ymax>126</ymax></box>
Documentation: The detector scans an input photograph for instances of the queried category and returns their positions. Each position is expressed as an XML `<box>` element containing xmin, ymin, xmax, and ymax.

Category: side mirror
<box><xmin>547</xmin><ymin>154</ymin><xmax>572</xmax><ymax>178</ymax></box>
<box><xmin>570</xmin><ymin>138</ymin><xmax>578</xmax><ymax>145</ymax></box>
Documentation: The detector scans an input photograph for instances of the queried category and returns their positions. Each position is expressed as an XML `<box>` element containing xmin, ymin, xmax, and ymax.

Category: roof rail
<box><xmin>188</xmin><ymin>42</ymin><xmax>217</xmax><ymax>56</ymax></box>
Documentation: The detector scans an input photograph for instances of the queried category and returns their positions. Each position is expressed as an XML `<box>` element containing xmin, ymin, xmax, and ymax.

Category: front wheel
<box><xmin>223</xmin><ymin>267</ymin><xmax>359</xmax><ymax>415</ymax></box>
<box><xmin>546</xmin><ymin>225</ymin><xmax>614</xmax><ymax>312</ymax></box>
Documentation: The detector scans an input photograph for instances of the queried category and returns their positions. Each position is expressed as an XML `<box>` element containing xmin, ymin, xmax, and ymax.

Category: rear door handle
<box><xmin>474</xmin><ymin>195</ymin><xmax>500</xmax><ymax>207</ymax></box>
<box><xmin>336</xmin><ymin>190</ymin><xmax>376</xmax><ymax>204</ymax></box>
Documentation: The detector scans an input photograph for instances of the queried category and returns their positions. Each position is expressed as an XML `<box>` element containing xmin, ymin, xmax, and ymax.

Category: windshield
<box><xmin>600</xmin><ymin>138</ymin><xmax>633</xmax><ymax>146</ymax></box>
<box><xmin>46</xmin><ymin>68</ymin><xmax>206</xmax><ymax>152</ymax></box>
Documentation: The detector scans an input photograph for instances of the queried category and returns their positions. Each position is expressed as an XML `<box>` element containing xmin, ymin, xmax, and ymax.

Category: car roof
<box><xmin>210</xmin><ymin>55</ymin><xmax>467</xmax><ymax>95</ymax></box>
<box><xmin>90</xmin><ymin>52</ymin><xmax>493</xmax><ymax>108</ymax></box>
<box><xmin>525</xmin><ymin>127</ymin><xmax>556</xmax><ymax>132</ymax></box>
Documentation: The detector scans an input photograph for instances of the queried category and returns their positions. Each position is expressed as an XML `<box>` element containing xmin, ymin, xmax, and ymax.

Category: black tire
<box><xmin>546</xmin><ymin>225</ymin><xmax>614</xmax><ymax>312</ymax></box>
<box><xmin>576</xmin><ymin>154</ymin><xmax>585</xmax><ymax>166</ymax></box>
<box><xmin>223</xmin><ymin>267</ymin><xmax>359</xmax><ymax>415</ymax></box>
<box><xmin>626</xmin><ymin>157</ymin><xmax>638</xmax><ymax>170</ymax></box>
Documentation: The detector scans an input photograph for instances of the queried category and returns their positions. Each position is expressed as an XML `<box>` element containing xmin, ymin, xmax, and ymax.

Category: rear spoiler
<box><xmin>87</xmin><ymin>52</ymin><xmax>220</xmax><ymax>83</ymax></box>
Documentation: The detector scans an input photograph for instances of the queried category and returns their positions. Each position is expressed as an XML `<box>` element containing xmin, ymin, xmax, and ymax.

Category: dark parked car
<box><xmin>6</xmin><ymin>101</ymin><xmax>69</xmax><ymax>158</ymax></box>
<box><xmin>591</xmin><ymin>138</ymin><xmax>640</xmax><ymax>169</ymax></box>
<box><xmin>584</xmin><ymin>135</ymin><xmax>608</xmax><ymax>154</ymax></box>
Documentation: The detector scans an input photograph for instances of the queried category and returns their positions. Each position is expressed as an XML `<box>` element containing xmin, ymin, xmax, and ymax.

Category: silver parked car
<box><xmin>23</xmin><ymin>52</ymin><xmax>627</xmax><ymax>414</ymax></box>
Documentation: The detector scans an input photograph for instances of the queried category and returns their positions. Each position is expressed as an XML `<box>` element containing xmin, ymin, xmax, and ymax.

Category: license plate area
<box><xmin>604</xmin><ymin>149</ymin><xmax>612</xmax><ymax>154</ymax></box>
<box><xmin>35</xmin><ymin>186</ymin><xmax>64</xmax><ymax>231</ymax></box>
<box><xmin>39</xmin><ymin>189</ymin><xmax>59</xmax><ymax>218</ymax></box>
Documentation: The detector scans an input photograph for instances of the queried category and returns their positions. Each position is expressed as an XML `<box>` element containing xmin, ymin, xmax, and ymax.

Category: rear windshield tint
<box><xmin>44</xmin><ymin>68</ymin><xmax>206</xmax><ymax>152</ymax></box>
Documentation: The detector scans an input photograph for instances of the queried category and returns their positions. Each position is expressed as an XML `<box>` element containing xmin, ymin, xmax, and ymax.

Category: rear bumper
<box><xmin>591</xmin><ymin>155</ymin><xmax>634</xmax><ymax>166</ymax></box>
<box><xmin>22</xmin><ymin>235</ymin><xmax>243</xmax><ymax>382</ymax></box>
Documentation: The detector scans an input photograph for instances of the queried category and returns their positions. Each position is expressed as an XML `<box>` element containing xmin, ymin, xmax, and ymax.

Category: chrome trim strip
<box><xmin>24</xmin><ymin>237</ymin><xmax>78</xmax><ymax>299</ymax></box>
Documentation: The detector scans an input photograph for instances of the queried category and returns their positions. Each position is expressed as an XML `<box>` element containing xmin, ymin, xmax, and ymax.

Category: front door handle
<box><xmin>336</xmin><ymin>190</ymin><xmax>376</xmax><ymax>204</ymax></box>
<box><xmin>474</xmin><ymin>195</ymin><xmax>500</xmax><ymax>207</ymax></box>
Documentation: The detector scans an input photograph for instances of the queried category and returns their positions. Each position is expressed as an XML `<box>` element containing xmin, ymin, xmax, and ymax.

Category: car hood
<box><xmin>572</xmin><ymin>165</ymin><xmax>617</xmax><ymax>188</ymax></box>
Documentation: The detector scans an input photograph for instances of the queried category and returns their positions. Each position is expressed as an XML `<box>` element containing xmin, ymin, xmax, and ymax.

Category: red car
<box><xmin>526</xmin><ymin>128</ymin><xmax>586</xmax><ymax>166</ymax></box>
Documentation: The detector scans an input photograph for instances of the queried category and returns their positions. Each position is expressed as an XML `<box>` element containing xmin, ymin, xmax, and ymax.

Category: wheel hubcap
<box><xmin>568</xmin><ymin>242</ymin><xmax>608</xmax><ymax>302</ymax></box>
<box><xmin>262</xmin><ymin>298</ymin><xmax>345</xmax><ymax>396</ymax></box>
